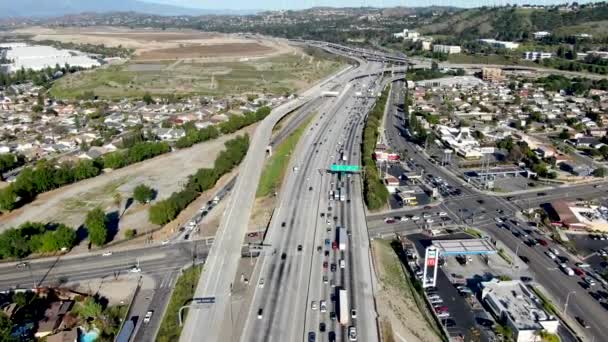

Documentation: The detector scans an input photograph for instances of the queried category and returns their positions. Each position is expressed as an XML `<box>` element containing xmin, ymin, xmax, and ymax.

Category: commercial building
<box><xmin>479</xmin><ymin>39</ymin><xmax>520</xmax><ymax>50</ymax></box>
<box><xmin>546</xmin><ymin>200</ymin><xmax>608</xmax><ymax>231</ymax></box>
<box><xmin>482</xmin><ymin>67</ymin><xmax>503</xmax><ymax>82</ymax></box>
<box><xmin>432</xmin><ymin>44</ymin><xmax>461</xmax><ymax>54</ymax></box>
<box><xmin>421</xmin><ymin>41</ymin><xmax>432</xmax><ymax>51</ymax></box>
<box><xmin>481</xmin><ymin>279</ymin><xmax>559</xmax><ymax>342</ymax></box>
<box><xmin>533</xmin><ymin>31</ymin><xmax>551</xmax><ymax>39</ymax></box>
<box><xmin>0</xmin><ymin>43</ymin><xmax>100</xmax><ymax>73</ymax></box>
<box><xmin>393</xmin><ymin>29</ymin><xmax>420</xmax><ymax>41</ymax></box>
<box><xmin>522</xmin><ymin>51</ymin><xmax>553</xmax><ymax>60</ymax></box>
<box><xmin>436</xmin><ymin>126</ymin><xmax>483</xmax><ymax>159</ymax></box>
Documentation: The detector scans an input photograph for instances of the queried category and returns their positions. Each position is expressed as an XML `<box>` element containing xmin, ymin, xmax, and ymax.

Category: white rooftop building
<box><xmin>1</xmin><ymin>44</ymin><xmax>100</xmax><ymax>73</ymax></box>
<box><xmin>437</xmin><ymin>126</ymin><xmax>483</xmax><ymax>159</ymax></box>
<box><xmin>393</xmin><ymin>29</ymin><xmax>420</xmax><ymax>41</ymax></box>
<box><xmin>481</xmin><ymin>279</ymin><xmax>559</xmax><ymax>342</ymax></box>
<box><xmin>479</xmin><ymin>39</ymin><xmax>520</xmax><ymax>50</ymax></box>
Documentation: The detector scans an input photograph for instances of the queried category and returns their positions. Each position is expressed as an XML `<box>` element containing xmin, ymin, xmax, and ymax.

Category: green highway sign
<box><xmin>330</xmin><ymin>164</ymin><xmax>360</xmax><ymax>172</ymax></box>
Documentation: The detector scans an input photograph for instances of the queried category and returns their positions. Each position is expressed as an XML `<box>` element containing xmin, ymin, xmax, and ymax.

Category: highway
<box><xmin>376</xmin><ymin>79</ymin><xmax>608</xmax><ymax>341</ymax></box>
<box><xmin>239</xmin><ymin>62</ymin><xmax>382</xmax><ymax>342</ymax></box>
<box><xmin>179</xmin><ymin>48</ymin><xmax>381</xmax><ymax>341</ymax></box>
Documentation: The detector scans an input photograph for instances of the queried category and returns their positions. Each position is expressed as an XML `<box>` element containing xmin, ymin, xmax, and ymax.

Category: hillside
<box><xmin>0</xmin><ymin>0</ymin><xmax>224</xmax><ymax>18</ymax></box>
<box><xmin>417</xmin><ymin>3</ymin><xmax>608</xmax><ymax>41</ymax></box>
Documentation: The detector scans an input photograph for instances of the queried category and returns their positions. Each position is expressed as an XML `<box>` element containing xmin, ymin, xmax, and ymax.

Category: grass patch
<box><xmin>51</xmin><ymin>52</ymin><xmax>344</xmax><ymax>99</ymax></box>
<box><xmin>497</xmin><ymin>248</ymin><xmax>513</xmax><ymax>265</ymax></box>
<box><xmin>156</xmin><ymin>265</ymin><xmax>202</xmax><ymax>342</ymax></box>
<box><xmin>464</xmin><ymin>227</ymin><xmax>483</xmax><ymax>238</ymax></box>
<box><xmin>531</xmin><ymin>286</ymin><xmax>558</xmax><ymax>316</ymax></box>
<box><xmin>256</xmin><ymin>114</ymin><xmax>315</xmax><ymax>197</ymax></box>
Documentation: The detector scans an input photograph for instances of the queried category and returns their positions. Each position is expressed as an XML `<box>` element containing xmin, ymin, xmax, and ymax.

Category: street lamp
<box><xmin>564</xmin><ymin>291</ymin><xmax>576</xmax><ymax>316</ymax></box>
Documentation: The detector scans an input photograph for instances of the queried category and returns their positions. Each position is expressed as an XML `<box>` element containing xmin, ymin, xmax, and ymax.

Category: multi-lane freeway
<box><xmin>239</xmin><ymin>62</ymin><xmax>384</xmax><ymax>342</ymax></box>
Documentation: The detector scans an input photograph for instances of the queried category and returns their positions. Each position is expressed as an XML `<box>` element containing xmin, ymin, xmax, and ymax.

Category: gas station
<box><xmin>422</xmin><ymin>238</ymin><xmax>496</xmax><ymax>288</ymax></box>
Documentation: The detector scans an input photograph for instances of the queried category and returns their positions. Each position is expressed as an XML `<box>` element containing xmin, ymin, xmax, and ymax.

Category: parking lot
<box><xmin>405</xmin><ymin>233</ymin><xmax>497</xmax><ymax>341</ymax></box>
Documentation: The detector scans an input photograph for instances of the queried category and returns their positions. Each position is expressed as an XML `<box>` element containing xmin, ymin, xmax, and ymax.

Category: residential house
<box><xmin>35</xmin><ymin>301</ymin><xmax>73</xmax><ymax>338</ymax></box>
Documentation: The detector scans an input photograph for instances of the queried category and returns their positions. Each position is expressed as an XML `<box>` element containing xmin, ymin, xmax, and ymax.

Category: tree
<box><xmin>143</xmin><ymin>92</ymin><xmax>154</xmax><ymax>105</ymax></box>
<box><xmin>85</xmin><ymin>208</ymin><xmax>108</xmax><ymax>246</ymax></box>
<box><xmin>593</xmin><ymin>167</ymin><xmax>607</xmax><ymax>178</ymax></box>
<box><xmin>75</xmin><ymin>297</ymin><xmax>103</xmax><ymax>320</ymax></box>
<box><xmin>431</xmin><ymin>60</ymin><xmax>439</xmax><ymax>71</ymax></box>
<box><xmin>149</xmin><ymin>200</ymin><xmax>177</xmax><ymax>225</ymax></box>
<box><xmin>124</xmin><ymin>229</ymin><xmax>136</xmax><ymax>239</ymax></box>
<box><xmin>558</xmin><ymin>129</ymin><xmax>570</xmax><ymax>140</ymax></box>
<box><xmin>0</xmin><ymin>312</ymin><xmax>15</xmax><ymax>342</ymax></box>
<box><xmin>133</xmin><ymin>184</ymin><xmax>154</xmax><ymax>204</ymax></box>
<box><xmin>0</xmin><ymin>187</ymin><xmax>17</xmax><ymax>212</ymax></box>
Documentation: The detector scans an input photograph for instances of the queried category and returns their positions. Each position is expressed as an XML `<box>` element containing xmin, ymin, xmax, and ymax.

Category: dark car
<box><xmin>320</xmin><ymin>213</ymin><xmax>325</xmax><ymax>218</ymax></box>
<box><xmin>520</xmin><ymin>276</ymin><xmax>533</xmax><ymax>283</ymax></box>
<box><xmin>519</xmin><ymin>255</ymin><xmax>530</xmax><ymax>263</ymax></box>
<box><xmin>308</xmin><ymin>332</ymin><xmax>316</xmax><ymax>342</ymax></box>
<box><xmin>309</xmin><ymin>186</ymin><xmax>313</xmax><ymax>191</ymax></box>
<box><xmin>477</xmin><ymin>199</ymin><xmax>484</xmax><ymax>204</ymax></box>
<box><xmin>329</xmin><ymin>312</ymin><xmax>336</xmax><ymax>320</ymax></box>
<box><xmin>330</xmin><ymin>263</ymin><xmax>337</xmax><ymax>272</ymax></box>
<box><xmin>297</xmin><ymin>245</ymin><xmax>303</xmax><ymax>252</ymax></box>
<box><xmin>281</xmin><ymin>222</ymin><xmax>286</xmax><ymax>228</ymax></box>
<box><xmin>576</xmin><ymin>316</ymin><xmax>590</xmax><ymax>328</ymax></box>
<box><xmin>324</xmin><ymin>250</ymin><xmax>330</xmax><ymax>257</ymax></box>
<box><xmin>537</xmin><ymin>192</ymin><xmax>547</xmax><ymax>196</ymax></box>
<box><xmin>281</xmin><ymin>253</ymin><xmax>287</xmax><ymax>260</ymax></box>
<box><xmin>319</xmin><ymin>322</ymin><xmax>326</xmax><ymax>332</ymax></box>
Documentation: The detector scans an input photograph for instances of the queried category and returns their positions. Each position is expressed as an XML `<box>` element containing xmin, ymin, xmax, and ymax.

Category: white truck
<box><xmin>338</xmin><ymin>228</ymin><xmax>347</xmax><ymax>251</ymax></box>
<box><xmin>339</xmin><ymin>289</ymin><xmax>349</xmax><ymax>325</ymax></box>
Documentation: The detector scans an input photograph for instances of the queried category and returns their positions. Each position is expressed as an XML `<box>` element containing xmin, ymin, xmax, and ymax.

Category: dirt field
<box><xmin>0</xmin><ymin>125</ymin><xmax>256</xmax><ymax>240</ymax></box>
<box><xmin>14</xmin><ymin>26</ymin><xmax>290</xmax><ymax>58</ymax></box>
<box><xmin>372</xmin><ymin>239</ymin><xmax>443</xmax><ymax>342</ymax></box>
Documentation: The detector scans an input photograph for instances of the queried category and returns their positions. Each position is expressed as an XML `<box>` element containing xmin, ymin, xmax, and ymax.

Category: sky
<box><xmin>143</xmin><ymin>0</ymin><xmax>600</xmax><ymax>11</ymax></box>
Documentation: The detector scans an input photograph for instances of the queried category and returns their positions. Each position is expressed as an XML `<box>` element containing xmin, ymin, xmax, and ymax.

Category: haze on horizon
<box><xmin>144</xmin><ymin>0</ymin><xmax>601</xmax><ymax>11</ymax></box>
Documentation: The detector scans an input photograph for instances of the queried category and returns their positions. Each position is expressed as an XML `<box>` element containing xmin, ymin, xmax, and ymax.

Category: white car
<box><xmin>547</xmin><ymin>252</ymin><xmax>556</xmax><ymax>260</ymax></box>
<box><xmin>311</xmin><ymin>301</ymin><xmax>317</xmax><ymax>310</ymax></box>
<box><xmin>161</xmin><ymin>240</ymin><xmax>170</xmax><ymax>245</ymax></box>
<box><xmin>129</xmin><ymin>266</ymin><xmax>141</xmax><ymax>273</ymax></box>
<box><xmin>494</xmin><ymin>218</ymin><xmax>503</xmax><ymax>224</ymax></box>
<box><xmin>351</xmin><ymin>309</ymin><xmax>357</xmax><ymax>318</ymax></box>
<box><xmin>102</xmin><ymin>251</ymin><xmax>113</xmax><ymax>256</ymax></box>
<box><xmin>412</xmin><ymin>216</ymin><xmax>421</xmax><ymax>221</ymax></box>
<box><xmin>340</xmin><ymin>259</ymin><xmax>346</xmax><ymax>269</ymax></box>
<box><xmin>438</xmin><ymin>212</ymin><xmax>447</xmax><ymax>217</ymax></box>
<box><xmin>258</xmin><ymin>278</ymin><xmax>265</xmax><ymax>288</ymax></box>
<box><xmin>426</xmin><ymin>219</ymin><xmax>434</xmax><ymax>223</ymax></box>
<box><xmin>320</xmin><ymin>300</ymin><xmax>327</xmax><ymax>313</ymax></box>
<box><xmin>143</xmin><ymin>310</ymin><xmax>153</xmax><ymax>323</ymax></box>
<box><xmin>349</xmin><ymin>326</ymin><xmax>358</xmax><ymax>341</ymax></box>
<box><xmin>400</xmin><ymin>216</ymin><xmax>409</xmax><ymax>222</ymax></box>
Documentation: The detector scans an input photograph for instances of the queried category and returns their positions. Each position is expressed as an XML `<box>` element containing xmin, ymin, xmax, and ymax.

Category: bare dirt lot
<box><xmin>0</xmin><ymin>125</ymin><xmax>256</xmax><ymax>240</ymax></box>
<box><xmin>14</xmin><ymin>26</ymin><xmax>290</xmax><ymax>59</ymax></box>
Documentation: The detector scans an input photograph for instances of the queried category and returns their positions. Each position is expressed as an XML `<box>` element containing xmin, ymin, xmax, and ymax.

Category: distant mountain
<box><xmin>0</xmin><ymin>0</ymin><xmax>251</xmax><ymax>18</ymax></box>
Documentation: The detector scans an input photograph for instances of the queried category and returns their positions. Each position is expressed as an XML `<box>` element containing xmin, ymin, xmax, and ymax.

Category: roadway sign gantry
<box><xmin>329</xmin><ymin>164</ymin><xmax>360</xmax><ymax>173</ymax></box>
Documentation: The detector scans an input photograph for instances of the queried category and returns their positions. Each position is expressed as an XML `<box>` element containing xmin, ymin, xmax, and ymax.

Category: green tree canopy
<box><xmin>86</xmin><ymin>208</ymin><xmax>108</xmax><ymax>246</ymax></box>
<box><xmin>133</xmin><ymin>184</ymin><xmax>154</xmax><ymax>204</ymax></box>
